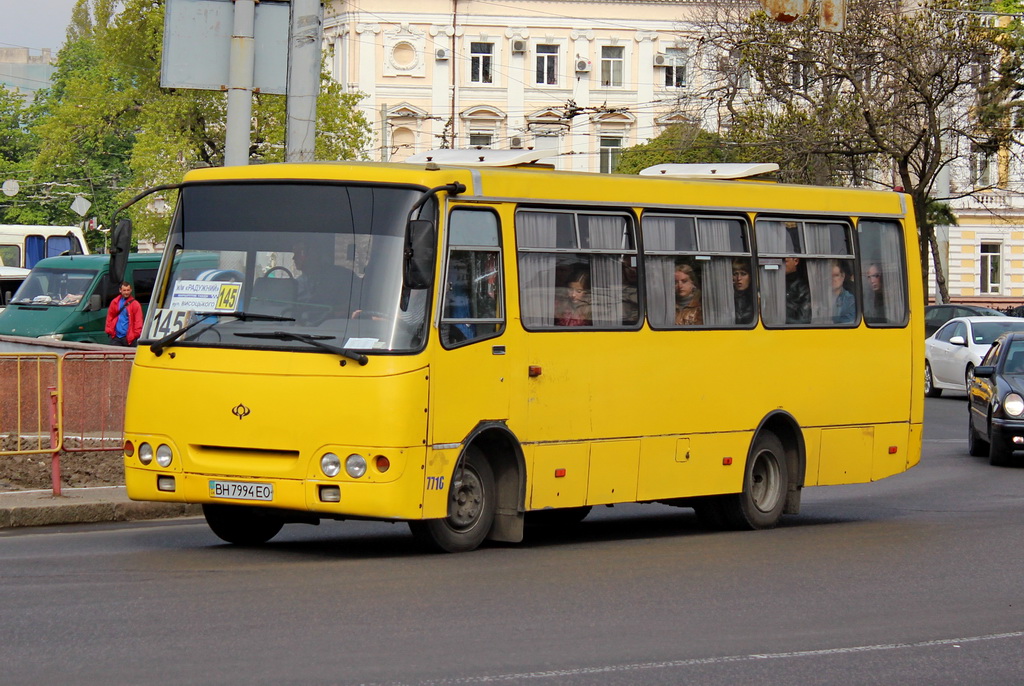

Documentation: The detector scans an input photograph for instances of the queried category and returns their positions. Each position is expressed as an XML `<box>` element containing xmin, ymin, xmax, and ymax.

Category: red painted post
<box><xmin>49</xmin><ymin>386</ymin><xmax>62</xmax><ymax>497</ymax></box>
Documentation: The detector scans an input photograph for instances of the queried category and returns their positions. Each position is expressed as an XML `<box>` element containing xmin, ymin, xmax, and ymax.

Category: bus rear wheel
<box><xmin>719</xmin><ymin>432</ymin><xmax>788</xmax><ymax>530</ymax></box>
<box><xmin>409</xmin><ymin>448</ymin><xmax>496</xmax><ymax>553</ymax></box>
<box><xmin>203</xmin><ymin>504</ymin><xmax>284</xmax><ymax>545</ymax></box>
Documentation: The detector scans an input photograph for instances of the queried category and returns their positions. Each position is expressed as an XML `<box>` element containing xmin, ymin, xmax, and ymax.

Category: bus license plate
<box><xmin>209</xmin><ymin>480</ymin><xmax>273</xmax><ymax>501</ymax></box>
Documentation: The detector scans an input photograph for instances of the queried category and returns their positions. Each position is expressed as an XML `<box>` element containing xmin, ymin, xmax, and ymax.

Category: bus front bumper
<box><xmin>125</xmin><ymin>467</ymin><xmax>428</xmax><ymax>520</ymax></box>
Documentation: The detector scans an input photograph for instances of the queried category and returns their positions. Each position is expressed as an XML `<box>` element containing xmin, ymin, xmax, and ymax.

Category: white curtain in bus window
<box><xmin>804</xmin><ymin>222</ymin><xmax>854</xmax><ymax>326</ymax></box>
<box><xmin>517</xmin><ymin>212</ymin><xmax>559</xmax><ymax>326</ymax></box>
<box><xmin>698</xmin><ymin>218</ymin><xmax>738</xmax><ymax>326</ymax></box>
<box><xmin>579</xmin><ymin>214</ymin><xmax>627</xmax><ymax>326</ymax></box>
<box><xmin>755</xmin><ymin>220</ymin><xmax>787</xmax><ymax>325</ymax></box>
<box><xmin>858</xmin><ymin>220</ymin><xmax>907</xmax><ymax>326</ymax></box>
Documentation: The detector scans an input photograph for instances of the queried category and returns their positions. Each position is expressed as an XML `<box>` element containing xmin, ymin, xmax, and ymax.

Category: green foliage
<box><xmin>614</xmin><ymin>123</ymin><xmax>742</xmax><ymax>174</ymax></box>
<box><xmin>3</xmin><ymin>0</ymin><xmax>371</xmax><ymax>245</ymax></box>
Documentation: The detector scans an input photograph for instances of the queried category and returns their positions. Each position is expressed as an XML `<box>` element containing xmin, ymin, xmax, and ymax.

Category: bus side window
<box><xmin>440</xmin><ymin>209</ymin><xmax>503</xmax><ymax>347</ymax></box>
<box><xmin>858</xmin><ymin>220</ymin><xmax>908</xmax><ymax>326</ymax></box>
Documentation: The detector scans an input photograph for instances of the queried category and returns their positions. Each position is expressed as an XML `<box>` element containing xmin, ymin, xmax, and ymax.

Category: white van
<box><xmin>0</xmin><ymin>224</ymin><xmax>89</xmax><ymax>271</ymax></box>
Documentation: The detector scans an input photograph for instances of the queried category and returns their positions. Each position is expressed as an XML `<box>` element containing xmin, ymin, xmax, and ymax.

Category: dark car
<box><xmin>925</xmin><ymin>304</ymin><xmax>1005</xmax><ymax>337</ymax></box>
<box><xmin>967</xmin><ymin>331</ymin><xmax>1024</xmax><ymax>466</ymax></box>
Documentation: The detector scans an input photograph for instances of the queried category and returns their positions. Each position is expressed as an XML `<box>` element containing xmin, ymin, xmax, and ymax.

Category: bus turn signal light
<box><xmin>554</xmin><ymin>468</ymin><xmax>566</xmax><ymax>478</ymax></box>
<box><xmin>529</xmin><ymin>365</ymin><xmax>542</xmax><ymax>377</ymax></box>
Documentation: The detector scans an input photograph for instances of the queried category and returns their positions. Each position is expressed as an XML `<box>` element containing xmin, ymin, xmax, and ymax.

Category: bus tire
<box><xmin>720</xmin><ymin>432</ymin><xmax>788</xmax><ymax>530</ymax></box>
<box><xmin>203</xmin><ymin>504</ymin><xmax>284</xmax><ymax>545</ymax></box>
<box><xmin>409</xmin><ymin>448</ymin><xmax>496</xmax><ymax>553</ymax></box>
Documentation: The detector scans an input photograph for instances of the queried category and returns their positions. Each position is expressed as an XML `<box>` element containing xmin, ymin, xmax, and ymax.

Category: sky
<box><xmin>0</xmin><ymin>0</ymin><xmax>80</xmax><ymax>53</ymax></box>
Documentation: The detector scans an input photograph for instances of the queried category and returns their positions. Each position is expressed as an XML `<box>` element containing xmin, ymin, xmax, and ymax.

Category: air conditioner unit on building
<box><xmin>511</xmin><ymin>39</ymin><xmax>527</xmax><ymax>54</ymax></box>
<box><xmin>575</xmin><ymin>58</ymin><xmax>591</xmax><ymax>73</ymax></box>
<box><xmin>653</xmin><ymin>54</ymin><xmax>668</xmax><ymax>67</ymax></box>
<box><xmin>435</xmin><ymin>47</ymin><xmax>451</xmax><ymax>60</ymax></box>
<box><xmin>510</xmin><ymin>136</ymin><xmax>524</xmax><ymax>149</ymax></box>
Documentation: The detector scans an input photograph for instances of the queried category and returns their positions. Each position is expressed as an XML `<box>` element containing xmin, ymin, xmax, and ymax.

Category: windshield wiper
<box><xmin>150</xmin><ymin>311</ymin><xmax>295</xmax><ymax>356</ymax></box>
<box><xmin>233</xmin><ymin>330</ymin><xmax>369</xmax><ymax>366</ymax></box>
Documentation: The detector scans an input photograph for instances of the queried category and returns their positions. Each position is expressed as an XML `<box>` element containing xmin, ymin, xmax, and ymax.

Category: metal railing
<box><xmin>0</xmin><ymin>351</ymin><xmax>133</xmax><ymax>495</ymax></box>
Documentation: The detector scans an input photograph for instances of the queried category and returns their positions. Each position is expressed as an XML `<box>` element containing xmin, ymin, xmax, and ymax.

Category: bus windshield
<box><xmin>145</xmin><ymin>182</ymin><xmax>432</xmax><ymax>354</ymax></box>
<box><xmin>11</xmin><ymin>268</ymin><xmax>97</xmax><ymax>306</ymax></box>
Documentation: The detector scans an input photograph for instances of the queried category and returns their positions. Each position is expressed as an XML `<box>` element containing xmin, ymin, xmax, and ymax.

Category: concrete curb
<box><xmin>0</xmin><ymin>487</ymin><xmax>201</xmax><ymax>529</ymax></box>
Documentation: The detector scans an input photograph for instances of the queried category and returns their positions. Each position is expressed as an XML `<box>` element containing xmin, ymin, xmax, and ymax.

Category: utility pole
<box><xmin>224</xmin><ymin>0</ymin><xmax>256</xmax><ymax>166</ymax></box>
<box><xmin>285</xmin><ymin>0</ymin><xmax>323</xmax><ymax>162</ymax></box>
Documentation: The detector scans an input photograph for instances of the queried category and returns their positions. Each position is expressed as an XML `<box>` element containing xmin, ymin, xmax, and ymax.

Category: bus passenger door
<box><xmin>429</xmin><ymin>207</ymin><xmax>510</xmax><ymax>444</ymax></box>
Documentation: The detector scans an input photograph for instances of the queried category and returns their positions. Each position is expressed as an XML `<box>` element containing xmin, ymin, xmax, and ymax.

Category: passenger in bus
<box><xmin>732</xmin><ymin>259</ymin><xmax>755</xmax><ymax>325</ymax></box>
<box><xmin>555</xmin><ymin>269</ymin><xmax>592</xmax><ymax>326</ymax></box>
<box><xmin>864</xmin><ymin>262</ymin><xmax>885</xmax><ymax>323</ymax></box>
<box><xmin>831</xmin><ymin>260</ymin><xmax>856</xmax><ymax>324</ymax></box>
<box><xmin>784</xmin><ymin>257</ymin><xmax>811</xmax><ymax>324</ymax></box>
<box><xmin>674</xmin><ymin>262</ymin><xmax>703</xmax><ymax>326</ymax></box>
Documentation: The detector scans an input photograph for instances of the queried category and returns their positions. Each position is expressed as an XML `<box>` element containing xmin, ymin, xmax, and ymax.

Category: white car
<box><xmin>925</xmin><ymin>316</ymin><xmax>1024</xmax><ymax>396</ymax></box>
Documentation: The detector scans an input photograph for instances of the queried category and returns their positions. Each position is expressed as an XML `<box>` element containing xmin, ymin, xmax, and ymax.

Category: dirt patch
<box><xmin>0</xmin><ymin>436</ymin><xmax>123</xmax><ymax>491</ymax></box>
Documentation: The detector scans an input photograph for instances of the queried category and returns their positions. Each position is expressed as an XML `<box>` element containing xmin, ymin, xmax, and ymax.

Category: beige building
<box><xmin>323</xmin><ymin>0</ymin><xmax>705</xmax><ymax>172</ymax></box>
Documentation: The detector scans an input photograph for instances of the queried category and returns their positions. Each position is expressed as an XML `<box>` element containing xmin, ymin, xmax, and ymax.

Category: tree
<box><xmin>27</xmin><ymin>0</ymin><xmax>372</xmax><ymax>244</ymax></box>
<box><xmin>690</xmin><ymin>0</ymin><xmax>1022</xmax><ymax>302</ymax></box>
<box><xmin>614</xmin><ymin>122</ymin><xmax>744</xmax><ymax>174</ymax></box>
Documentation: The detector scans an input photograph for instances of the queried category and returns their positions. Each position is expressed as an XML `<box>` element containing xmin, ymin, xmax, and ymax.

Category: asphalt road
<box><xmin>2</xmin><ymin>396</ymin><xmax>1024</xmax><ymax>685</ymax></box>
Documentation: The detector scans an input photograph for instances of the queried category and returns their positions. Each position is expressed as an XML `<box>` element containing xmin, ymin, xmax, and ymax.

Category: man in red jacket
<box><xmin>105</xmin><ymin>281</ymin><xmax>143</xmax><ymax>346</ymax></box>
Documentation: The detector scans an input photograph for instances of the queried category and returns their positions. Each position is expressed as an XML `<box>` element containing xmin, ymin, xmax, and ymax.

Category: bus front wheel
<box><xmin>203</xmin><ymin>504</ymin><xmax>284</xmax><ymax>545</ymax></box>
<box><xmin>409</xmin><ymin>448</ymin><xmax>496</xmax><ymax>553</ymax></box>
<box><xmin>720</xmin><ymin>432</ymin><xmax>789</xmax><ymax>530</ymax></box>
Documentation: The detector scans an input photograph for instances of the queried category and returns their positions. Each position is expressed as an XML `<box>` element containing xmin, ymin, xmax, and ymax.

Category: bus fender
<box><xmin>456</xmin><ymin>420</ymin><xmax>526</xmax><ymax>543</ymax></box>
<box><xmin>752</xmin><ymin>410</ymin><xmax>806</xmax><ymax>515</ymax></box>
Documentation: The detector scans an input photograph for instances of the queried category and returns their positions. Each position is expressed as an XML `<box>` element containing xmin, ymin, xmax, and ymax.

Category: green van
<box><xmin>0</xmin><ymin>254</ymin><xmax>161</xmax><ymax>343</ymax></box>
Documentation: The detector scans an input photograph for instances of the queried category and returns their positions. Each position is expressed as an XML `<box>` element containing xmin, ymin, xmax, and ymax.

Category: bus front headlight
<box><xmin>155</xmin><ymin>444</ymin><xmax>173</xmax><ymax>467</ymax></box>
<box><xmin>346</xmin><ymin>454</ymin><xmax>367</xmax><ymax>478</ymax></box>
<box><xmin>139</xmin><ymin>442</ymin><xmax>153</xmax><ymax>465</ymax></box>
<box><xmin>1004</xmin><ymin>393</ymin><xmax>1024</xmax><ymax>417</ymax></box>
<box><xmin>320</xmin><ymin>453</ymin><xmax>341</xmax><ymax>477</ymax></box>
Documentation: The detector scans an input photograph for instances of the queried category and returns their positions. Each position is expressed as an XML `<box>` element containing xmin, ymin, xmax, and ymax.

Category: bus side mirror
<box><xmin>66</xmin><ymin>231</ymin><xmax>84</xmax><ymax>255</ymax></box>
<box><xmin>85</xmin><ymin>293</ymin><xmax>102</xmax><ymax>312</ymax></box>
<box><xmin>404</xmin><ymin>219</ymin><xmax>436</xmax><ymax>290</ymax></box>
<box><xmin>109</xmin><ymin>218</ymin><xmax>132</xmax><ymax>284</ymax></box>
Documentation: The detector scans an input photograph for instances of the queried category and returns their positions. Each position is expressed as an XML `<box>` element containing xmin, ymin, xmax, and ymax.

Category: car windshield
<box><xmin>972</xmin><ymin>321</ymin><xmax>1024</xmax><ymax>345</ymax></box>
<box><xmin>10</xmin><ymin>268</ymin><xmax>97</xmax><ymax>306</ymax></box>
<box><xmin>144</xmin><ymin>182</ymin><xmax>433</xmax><ymax>354</ymax></box>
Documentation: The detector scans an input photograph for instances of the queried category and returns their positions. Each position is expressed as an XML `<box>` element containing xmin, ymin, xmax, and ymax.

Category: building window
<box><xmin>981</xmin><ymin>242</ymin><xmax>1001</xmax><ymax>294</ymax></box>
<box><xmin>971</xmin><ymin>152</ymin><xmax>994</xmax><ymax>188</ymax></box>
<box><xmin>471</xmin><ymin>42</ymin><xmax>493</xmax><ymax>84</ymax></box>
<box><xmin>469</xmin><ymin>133</ymin><xmax>493</xmax><ymax>147</ymax></box>
<box><xmin>665</xmin><ymin>48</ymin><xmax>687</xmax><ymax>88</ymax></box>
<box><xmin>536</xmin><ymin>44</ymin><xmax>558</xmax><ymax>85</ymax></box>
<box><xmin>601</xmin><ymin>46</ymin><xmax>624</xmax><ymax>87</ymax></box>
<box><xmin>599</xmin><ymin>136</ymin><xmax>622</xmax><ymax>173</ymax></box>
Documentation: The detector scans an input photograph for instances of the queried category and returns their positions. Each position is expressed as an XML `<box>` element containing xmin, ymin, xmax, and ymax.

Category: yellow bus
<box><xmin>119</xmin><ymin>150</ymin><xmax>923</xmax><ymax>552</ymax></box>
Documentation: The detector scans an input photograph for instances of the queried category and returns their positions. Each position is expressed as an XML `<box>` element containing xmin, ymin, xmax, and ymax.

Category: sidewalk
<box><xmin>0</xmin><ymin>486</ymin><xmax>200</xmax><ymax>529</ymax></box>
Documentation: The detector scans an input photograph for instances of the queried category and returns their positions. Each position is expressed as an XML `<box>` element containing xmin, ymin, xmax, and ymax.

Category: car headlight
<box><xmin>155</xmin><ymin>444</ymin><xmax>173</xmax><ymax>467</ymax></box>
<box><xmin>346</xmin><ymin>453</ymin><xmax>367</xmax><ymax>478</ymax></box>
<box><xmin>1004</xmin><ymin>393</ymin><xmax>1024</xmax><ymax>417</ymax></box>
<box><xmin>321</xmin><ymin>453</ymin><xmax>341</xmax><ymax>477</ymax></box>
<box><xmin>139</xmin><ymin>442</ymin><xmax>153</xmax><ymax>465</ymax></box>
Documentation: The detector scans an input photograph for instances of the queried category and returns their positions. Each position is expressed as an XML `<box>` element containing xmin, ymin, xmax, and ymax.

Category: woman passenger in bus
<box><xmin>864</xmin><ymin>262</ymin><xmax>886</xmax><ymax>323</ymax></box>
<box><xmin>732</xmin><ymin>259</ymin><xmax>755</xmax><ymax>325</ymax></box>
<box><xmin>555</xmin><ymin>269</ymin><xmax>592</xmax><ymax>326</ymax></box>
<box><xmin>674</xmin><ymin>262</ymin><xmax>703</xmax><ymax>326</ymax></box>
<box><xmin>831</xmin><ymin>260</ymin><xmax>856</xmax><ymax>324</ymax></box>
